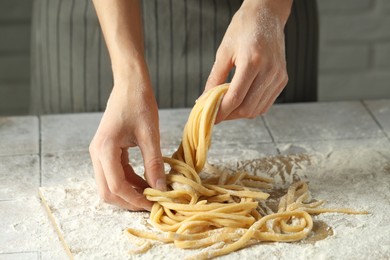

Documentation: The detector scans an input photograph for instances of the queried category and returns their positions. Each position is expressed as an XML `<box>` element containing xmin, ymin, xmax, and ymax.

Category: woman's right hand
<box><xmin>91</xmin><ymin>0</ymin><xmax>166</xmax><ymax>211</ymax></box>
<box><xmin>89</xmin><ymin>67</ymin><xmax>166</xmax><ymax>211</ymax></box>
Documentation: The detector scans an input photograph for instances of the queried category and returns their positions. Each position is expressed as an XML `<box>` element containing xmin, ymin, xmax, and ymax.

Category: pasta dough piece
<box><xmin>126</xmin><ymin>83</ymin><xmax>367</xmax><ymax>259</ymax></box>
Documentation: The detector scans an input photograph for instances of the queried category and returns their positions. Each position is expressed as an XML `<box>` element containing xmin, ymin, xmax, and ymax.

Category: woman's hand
<box><xmin>91</xmin><ymin>0</ymin><xmax>166</xmax><ymax>211</ymax></box>
<box><xmin>204</xmin><ymin>0</ymin><xmax>292</xmax><ymax>123</ymax></box>
<box><xmin>89</xmin><ymin>69</ymin><xmax>166</xmax><ymax>211</ymax></box>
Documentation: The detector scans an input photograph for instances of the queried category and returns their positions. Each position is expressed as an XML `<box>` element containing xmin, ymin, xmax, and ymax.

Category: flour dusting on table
<box><xmin>39</xmin><ymin>144</ymin><xmax>390</xmax><ymax>259</ymax></box>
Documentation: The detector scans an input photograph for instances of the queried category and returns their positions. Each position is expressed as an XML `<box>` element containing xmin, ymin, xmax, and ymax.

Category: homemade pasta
<box><xmin>125</xmin><ymin>83</ymin><xmax>367</xmax><ymax>259</ymax></box>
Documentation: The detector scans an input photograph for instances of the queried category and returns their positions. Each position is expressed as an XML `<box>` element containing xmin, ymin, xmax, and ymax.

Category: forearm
<box><xmin>92</xmin><ymin>0</ymin><xmax>146</xmax><ymax>83</ymax></box>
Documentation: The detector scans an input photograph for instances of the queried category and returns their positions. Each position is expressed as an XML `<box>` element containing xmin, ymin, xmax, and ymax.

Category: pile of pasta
<box><xmin>125</xmin><ymin>84</ymin><xmax>366</xmax><ymax>259</ymax></box>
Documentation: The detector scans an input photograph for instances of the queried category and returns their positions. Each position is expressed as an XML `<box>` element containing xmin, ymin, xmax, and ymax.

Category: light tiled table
<box><xmin>0</xmin><ymin>100</ymin><xmax>389</xmax><ymax>259</ymax></box>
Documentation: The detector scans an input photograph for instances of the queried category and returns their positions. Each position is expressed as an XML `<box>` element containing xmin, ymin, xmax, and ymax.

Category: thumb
<box><xmin>138</xmin><ymin>133</ymin><xmax>166</xmax><ymax>191</ymax></box>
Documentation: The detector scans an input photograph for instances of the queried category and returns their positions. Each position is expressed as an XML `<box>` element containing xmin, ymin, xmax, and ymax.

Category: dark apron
<box><xmin>30</xmin><ymin>0</ymin><xmax>317</xmax><ymax>114</ymax></box>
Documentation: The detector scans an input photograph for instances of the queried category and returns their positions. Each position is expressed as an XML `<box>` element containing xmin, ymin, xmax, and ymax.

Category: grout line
<box><xmin>261</xmin><ymin>116</ymin><xmax>281</xmax><ymax>154</ymax></box>
<box><xmin>0</xmin><ymin>199</ymin><xmax>14</xmax><ymax>202</ymax></box>
<box><xmin>0</xmin><ymin>149</ymin><xmax>90</xmax><ymax>158</ymax></box>
<box><xmin>0</xmin><ymin>153</ymin><xmax>38</xmax><ymax>158</ymax></box>
<box><xmin>0</xmin><ymin>251</ymin><xmax>39</xmax><ymax>255</ymax></box>
<box><xmin>361</xmin><ymin>100</ymin><xmax>390</xmax><ymax>141</ymax></box>
<box><xmin>273</xmin><ymin>135</ymin><xmax>389</xmax><ymax>143</ymax></box>
<box><xmin>39</xmin><ymin>116</ymin><xmax>42</xmax><ymax>187</ymax></box>
<box><xmin>367</xmin><ymin>43</ymin><xmax>375</xmax><ymax>70</ymax></box>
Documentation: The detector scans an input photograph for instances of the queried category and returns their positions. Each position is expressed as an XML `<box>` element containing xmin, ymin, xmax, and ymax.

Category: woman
<box><xmin>31</xmin><ymin>0</ymin><xmax>317</xmax><ymax>211</ymax></box>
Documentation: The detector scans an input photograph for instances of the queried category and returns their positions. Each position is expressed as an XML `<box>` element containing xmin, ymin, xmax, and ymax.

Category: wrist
<box><xmin>241</xmin><ymin>0</ymin><xmax>293</xmax><ymax>26</ymax></box>
<box><xmin>111</xmin><ymin>55</ymin><xmax>150</xmax><ymax>86</ymax></box>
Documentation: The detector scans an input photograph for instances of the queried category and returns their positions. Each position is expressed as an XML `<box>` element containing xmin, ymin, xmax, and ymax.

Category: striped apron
<box><xmin>30</xmin><ymin>0</ymin><xmax>317</xmax><ymax>114</ymax></box>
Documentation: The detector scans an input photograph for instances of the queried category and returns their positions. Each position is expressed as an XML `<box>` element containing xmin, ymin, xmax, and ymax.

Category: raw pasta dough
<box><xmin>126</xmin><ymin>83</ymin><xmax>366</xmax><ymax>259</ymax></box>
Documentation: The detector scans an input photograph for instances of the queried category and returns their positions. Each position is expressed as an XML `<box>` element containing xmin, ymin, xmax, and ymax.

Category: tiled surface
<box><xmin>212</xmin><ymin>117</ymin><xmax>273</xmax><ymax>144</ymax></box>
<box><xmin>159</xmin><ymin>108</ymin><xmax>191</xmax><ymax>146</ymax></box>
<box><xmin>264</xmin><ymin>101</ymin><xmax>384</xmax><ymax>142</ymax></box>
<box><xmin>0</xmin><ymin>252</ymin><xmax>39</xmax><ymax>260</ymax></box>
<box><xmin>0</xmin><ymin>198</ymin><xmax>46</xmax><ymax>253</ymax></box>
<box><xmin>208</xmin><ymin>142</ymin><xmax>277</xmax><ymax>163</ymax></box>
<box><xmin>41</xmin><ymin>113</ymin><xmax>102</xmax><ymax>153</ymax></box>
<box><xmin>0</xmin><ymin>116</ymin><xmax>38</xmax><ymax>156</ymax></box>
<box><xmin>0</xmin><ymin>155</ymin><xmax>39</xmax><ymax>200</ymax></box>
<box><xmin>364</xmin><ymin>99</ymin><xmax>390</xmax><ymax>138</ymax></box>
<box><xmin>40</xmin><ymin>249</ymin><xmax>68</xmax><ymax>260</ymax></box>
<box><xmin>1</xmin><ymin>100</ymin><xmax>390</xmax><ymax>258</ymax></box>
<box><xmin>159</xmin><ymin>109</ymin><xmax>273</xmax><ymax>145</ymax></box>
<box><xmin>41</xmin><ymin>151</ymin><xmax>93</xmax><ymax>186</ymax></box>
<box><xmin>277</xmin><ymin>138</ymin><xmax>390</xmax><ymax>155</ymax></box>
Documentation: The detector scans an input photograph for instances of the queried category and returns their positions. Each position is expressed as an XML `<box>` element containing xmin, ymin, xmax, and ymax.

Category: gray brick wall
<box><xmin>318</xmin><ymin>0</ymin><xmax>390</xmax><ymax>101</ymax></box>
<box><xmin>0</xmin><ymin>1</ymin><xmax>389</xmax><ymax>115</ymax></box>
<box><xmin>0</xmin><ymin>0</ymin><xmax>32</xmax><ymax>115</ymax></box>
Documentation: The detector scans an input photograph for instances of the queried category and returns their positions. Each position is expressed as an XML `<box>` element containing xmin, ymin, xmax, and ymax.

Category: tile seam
<box><xmin>261</xmin><ymin>116</ymin><xmax>280</xmax><ymax>154</ymax></box>
<box><xmin>38</xmin><ymin>116</ymin><xmax>42</xmax><ymax>187</ymax></box>
<box><xmin>274</xmin><ymin>135</ymin><xmax>388</xmax><ymax>143</ymax></box>
<box><xmin>361</xmin><ymin>100</ymin><xmax>390</xmax><ymax>142</ymax></box>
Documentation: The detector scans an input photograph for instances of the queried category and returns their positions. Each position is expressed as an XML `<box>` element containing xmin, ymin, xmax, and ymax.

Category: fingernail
<box><xmin>156</xmin><ymin>178</ymin><xmax>167</xmax><ymax>191</ymax></box>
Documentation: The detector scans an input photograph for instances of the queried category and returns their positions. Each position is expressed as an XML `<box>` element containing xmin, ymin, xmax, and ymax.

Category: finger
<box><xmin>121</xmin><ymin>148</ymin><xmax>150</xmax><ymax>191</ymax></box>
<box><xmin>100</xmin><ymin>142</ymin><xmax>153</xmax><ymax>210</ymax></box>
<box><xmin>124</xmin><ymin>163</ymin><xmax>150</xmax><ymax>190</ymax></box>
<box><xmin>204</xmin><ymin>50</ymin><xmax>233</xmax><ymax>92</ymax></box>
<box><xmin>223</xmin><ymin>74</ymin><xmax>264</xmax><ymax>121</ymax></box>
<box><xmin>215</xmin><ymin>63</ymin><xmax>257</xmax><ymax>124</ymax></box>
<box><xmin>224</xmin><ymin>66</ymin><xmax>277</xmax><ymax>120</ymax></box>
<box><xmin>137</xmin><ymin>130</ymin><xmax>166</xmax><ymax>191</ymax></box>
<box><xmin>90</xmin><ymin>151</ymin><xmax>145</xmax><ymax>211</ymax></box>
<box><xmin>110</xmin><ymin>198</ymin><xmax>145</xmax><ymax>211</ymax></box>
<box><xmin>91</xmin><ymin>144</ymin><xmax>113</xmax><ymax>201</ymax></box>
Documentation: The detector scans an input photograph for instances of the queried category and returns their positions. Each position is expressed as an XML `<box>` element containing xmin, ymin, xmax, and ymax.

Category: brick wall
<box><xmin>0</xmin><ymin>0</ymin><xmax>32</xmax><ymax>115</ymax></box>
<box><xmin>0</xmin><ymin>1</ymin><xmax>389</xmax><ymax>115</ymax></box>
<box><xmin>317</xmin><ymin>0</ymin><xmax>390</xmax><ymax>101</ymax></box>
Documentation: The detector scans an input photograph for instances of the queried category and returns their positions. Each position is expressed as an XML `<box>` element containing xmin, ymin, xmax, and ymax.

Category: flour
<box><xmin>38</xmin><ymin>142</ymin><xmax>390</xmax><ymax>259</ymax></box>
<box><xmin>1</xmin><ymin>195</ymin><xmax>64</xmax><ymax>254</ymax></box>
